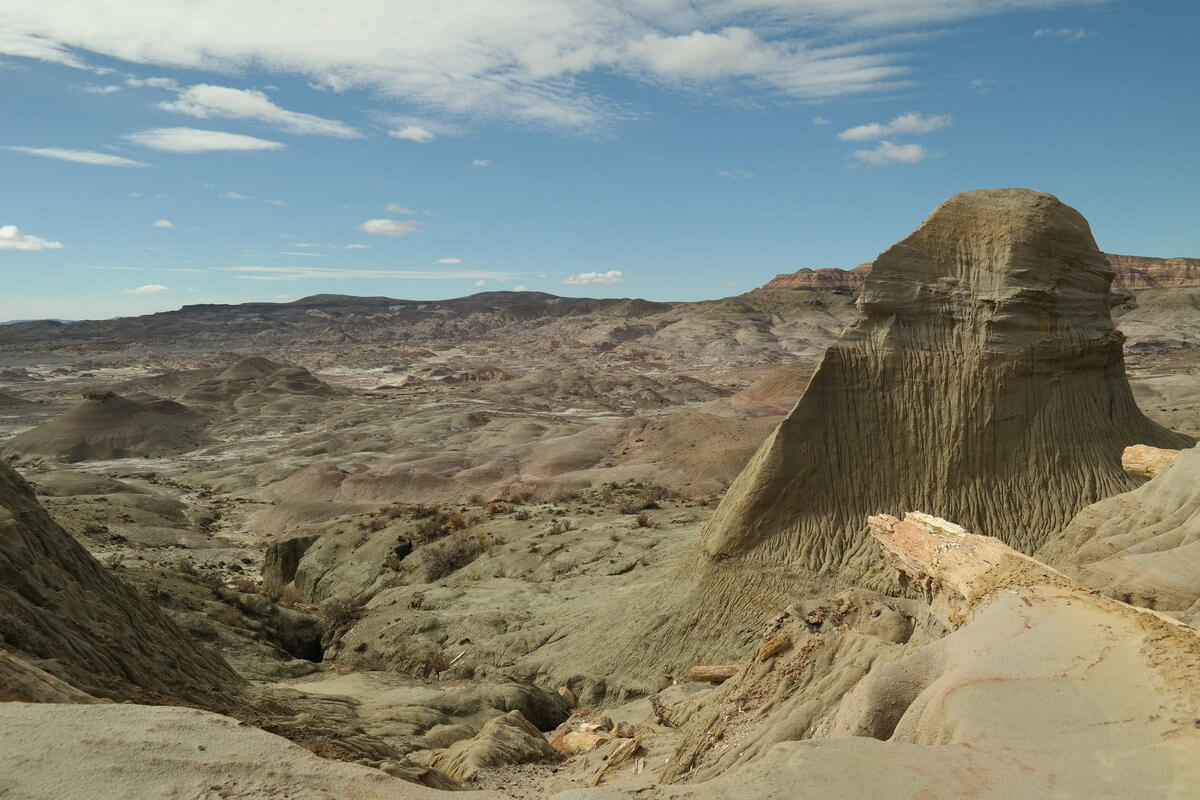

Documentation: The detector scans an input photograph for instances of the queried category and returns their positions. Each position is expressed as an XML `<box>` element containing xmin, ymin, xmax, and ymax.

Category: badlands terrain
<box><xmin>1</xmin><ymin>188</ymin><xmax>1199</xmax><ymax>798</ymax></box>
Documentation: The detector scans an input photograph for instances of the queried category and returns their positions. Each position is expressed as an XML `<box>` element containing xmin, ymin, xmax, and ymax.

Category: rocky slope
<box><xmin>0</xmin><ymin>457</ymin><xmax>241</xmax><ymax>703</ymax></box>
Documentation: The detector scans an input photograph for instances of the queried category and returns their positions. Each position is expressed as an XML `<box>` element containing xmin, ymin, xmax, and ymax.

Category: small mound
<box><xmin>4</xmin><ymin>391</ymin><xmax>208</xmax><ymax>462</ymax></box>
<box><xmin>181</xmin><ymin>357</ymin><xmax>337</xmax><ymax>406</ymax></box>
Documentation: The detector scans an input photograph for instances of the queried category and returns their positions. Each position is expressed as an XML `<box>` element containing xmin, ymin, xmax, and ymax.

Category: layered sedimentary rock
<box><xmin>761</xmin><ymin>252</ymin><xmax>1200</xmax><ymax>294</ymax></box>
<box><xmin>0</xmin><ymin>458</ymin><xmax>241</xmax><ymax>702</ymax></box>
<box><xmin>615</xmin><ymin>189</ymin><xmax>1190</xmax><ymax>675</ymax></box>
<box><xmin>759</xmin><ymin>263</ymin><xmax>871</xmax><ymax>292</ymax></box>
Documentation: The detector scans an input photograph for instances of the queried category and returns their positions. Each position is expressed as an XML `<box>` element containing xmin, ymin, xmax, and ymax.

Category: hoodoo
<box><xmin>632</xmin><ymin>188</ymin><xmax>1190</xmax><ymax>666</ymax></box>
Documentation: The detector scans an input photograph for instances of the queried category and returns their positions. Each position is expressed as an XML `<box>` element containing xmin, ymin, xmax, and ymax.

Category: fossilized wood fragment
<box><xmin>680</xmin><ymin>663</ymin><xmax>745</xmax><ymax>684</ymax></box>
<box><xmin>1122</xmin><ymin>443</ymin><xmax>1181</xmax><ymax>478</ymax></box>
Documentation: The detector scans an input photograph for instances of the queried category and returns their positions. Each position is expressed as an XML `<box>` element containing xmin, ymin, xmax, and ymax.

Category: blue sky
<box><xmin>1</xmin><ymin>1</ymin><xmax>1196</xmax><ymax>320</ymax></box>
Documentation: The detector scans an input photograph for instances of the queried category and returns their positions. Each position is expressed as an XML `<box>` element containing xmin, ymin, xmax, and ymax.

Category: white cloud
<box><xmin>159</xmin><ymin>84</ymin><xmax>361</xmax><ymax>138</ymax></box>
<box><xmin>512</xmin><ymin>284</ymin><xmax>529</xmax><ymax>291</ymax></box>
<box><xmin>345</xmin><ymin>243</ymin><xmax>369</xmax><ymax>249</ymax></box>
<box><xmin>292</xmin><ymin>242</ymin><xmax>321</xmax><ymax>247</ymax></box>
<box><xmin>390</xmin><ymin>125</ymin><xmax>435</xmax><ymax>143</ymax></box>
<box><xmin>5</xmin><ymin>146</ymin><xmax>148</xmax><ymax>167</ymax></box>
<box><xmin>436</xmin><ymin>257</ymin><xmax>462</xmax><ymax>264</ymax></box>
<box><xmin>563</xmin><ymin>269</ymin><xmax>625</xmax><ymax>286</ymax></box>
<box><xmin>123</xmin><ymin>127</ymin><xmax>285</xmax><ymax>153</ymax></box>
<box><xmin>124</xmin><ymin>284</ymin><xmax>169</xmax><ymax>294</ymax></box>
<box><xmin>0</xmin><ymin>225</ymin><xmax>63</xmax><ymax>251</ymax></box>
<box><xmin>357</xmin><ymin>219</ymin><xmax>426</xmax><ymax>237</ymax></box>
<box><xmin>1033</xmin><ymin>27</ymin><xmax>1095</xmax><ymax>42</ymax></box>
<box><xmin>716</xmin><ymin>168</ymin><xmax>753</xmax><ymax>180</ymax></box>
<box><xmin>0</xmin><ymin>2</ymin><xmax>1104</xmax><ymax>128</ymax></box>
<box><xmin>126</xmin><ymin>76</ymin><xmax>178</xmax><ymax>90</ymax></box>
<box><xmin>812</xmin><ymin>115</ymin><xmax>831</xmax><ymax>125</ymax></box>
<box><xmin>852</xmin><ymin>140</ymin><xmax>927</xmax><ymax>166</ymax></box>
<box><xmin>472</xmin><ymin>159</ymin><xmax>492</xmax><ymax>167</ymax></box>
<box><xmin>265</xmin><ymin>199</ymin><xmax>286</xmax><ymax>206</ymax></box>
<box><xmin>838</xmin><ymin>111</ymin><xmax>950</xmax><ymax>141</ymax></box>
<box><xmin>385</xmin><ymin>204</ymin><xmax>416</xmax><ymax>214</ymax></box>
<box><xmin>83</xmin><ymin>84</ymin><xmax>121</xmax><ymax>94</ymax></box>
<box><xmin>474</xmin><ymin>279</ymin><xmax>487</xmax><ymax>287</ymax></box>
<box><xmin>223</xmin><ymin>191</ymin><xmax>252</xmax><ymax>200</ymax></box>
<box><xmin>152</xmin><ymin>219</ymin><xmax>174</xmax><ymax>228</ymax></box>
<box><xmin>217</xmin><ymin>266</ymin><xmax>511</xmax><ymax>281</ymax></box>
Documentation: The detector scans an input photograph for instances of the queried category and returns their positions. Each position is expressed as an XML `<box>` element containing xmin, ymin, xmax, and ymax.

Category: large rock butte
<box><xmin>617</xmin><ymin>188</ymin><xmax>1190</xmax><ymax>672</ymax></box>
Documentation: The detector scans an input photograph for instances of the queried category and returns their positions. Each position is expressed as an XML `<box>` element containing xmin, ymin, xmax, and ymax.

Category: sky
<box><xmin>1</xmin><ymin>1</ymin><xmax>1197</xmax><ymax>320</ymax></box>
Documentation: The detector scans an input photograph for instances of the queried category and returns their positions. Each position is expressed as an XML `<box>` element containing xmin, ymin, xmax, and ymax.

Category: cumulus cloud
<box><xmin>357</xmin><ymin>219</ymin><xmax>426</xmax><ymax>237</ymax></box>
<box><xmin>0</xmin><ymin>225</ymin><xmax>63</xmax><ymax>251</ymax></box>
<box><xmin>1033</xmin><ymin>27</ymin><xmax>1095</xmax><ymax>42</ymax></box>
<box><xmin>390</xmin><ymin>125</ymin><xmax>435</xmax><ymax>143</ymax></box>
<box><xmin>838</xmin><ymin>112</ymin><xmax>950</xmax><ymax>141</ymax></box>
<box><xmin>124</xmin><ymin>284</ymin><xmax>169</xmax><ymax>294</ymax></box>
<box><xmin>152</xmin><ymin>219</ymin><xmax>174</xmax><ymax>228</ymax></box>
<box><xmin>0</xmin><ymin>2</ymin><xmax>1102</xmax><ymax>128</ymax></box>
<box><xmin>159</xmin><ymin>84</ymin><xmax>361</xmax><ymax>138</ymax></box>
<box><xmin>474</xmin><ymin>279</ymin><xmax>487</xmax><ymax>287</ymax></box>
<box><xmin>472</xmin><ymin>159</ymin><xmax>492</xmax><ymax>167</ymax></box>
<box><xmin>5</xmin><ymin>146</ymin><xmax>148</xmax><ymax>167</ymax></box>
<box><xmin>436</xmin><ymin>257</ymin><xmax>462</xmax><ymax>264</ymax></box>
<box><xmin>563</xmin><ymin>269</ymin><xmax>625</xmax><ymax>286</ymax></box>
<box><xmin>217</xmin><ymin>266</ymin><xmax>511</xmax><ymax>281</ymax></box>
<box><xmin>385</xmin><ymin>204</ymin><xmax>416</xmax><ymax>214</ymax></box>
<box><xmin>123</xmin><ymin>127</ymin><xmax>285</xmax><ymax>153</ymax></box>
<box><xmin>852</xmin><ymin>140</ymin><xmax>927</xmax><ymax>166</ymax></box>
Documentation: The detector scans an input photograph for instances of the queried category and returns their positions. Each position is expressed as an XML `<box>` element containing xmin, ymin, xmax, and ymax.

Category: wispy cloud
<box><xmin>123</xmin><ymin>127</ymin><xmax>285</xmax><ymax>153</ymax></box>
<box><xmin>265</xmin><ymin>199</ymin><xmax>286</xmax><ymax>206</ymax></box>
<box><xmin>357</xmin><ymin>219</ymin><xmax>426</xmax><ymax>237</ymax></box>
<box><xmin>159</xmin><ymin>84</ymin><xmax>362</xmax><ymax>138</ymax></box>
<box><xmin>0</xmin><ymin>2</ymin><xmax>1105</xmax><ymax>129</ymax></box>
<box><xmin>0</xmin><ymin>225</ymin><xmax>63</xmax><ymax>251</ymax></box>
<box><xmin>1033</xmin><ymin>27</ymin><xmax>1095</xmax><ymax>42</ymax></box>
<box><xmin>716</xmin><ymin>168</ymin><xmax>753</xmax><ymax>180</ymax></box>
<box><xmin>5</xmin><ymin>146</ymin><xmax>149</xmax><ymax>167</ymax></box>
<box><xmin>346</xmin><ymin>243</ymin><xmax>369</xmax><ymax>249</ymax></box>
<box><xmin>436</xmin><ymin>258</ymin><xmax>462</xmax><ymax>264</ymax></box>
<box><xmin>385</xmin><ymin>204</ymin><xmax>416</xmax><ymax>214</ymax></box>
<box><xmin>83</xmin><ymin>84</ymin><xmax>122</xmax><ymax>95</ymax></box>
<box><xmin>152</xmin><ymin>219</ymin><xmax>174</xmax><ymax>228</ymax></box>
<box><xmin>812</xmin><ymin>116</ymin><xmax>831</xmax><ymax>126</ymax></box>
<box><xmin>852</xmin><ymin>140</ymin><xmax>927</xmax><ymax>166</ymax></box>
<box><xmin>472</xmin><ymin>159</ymin><xmax>492</xmax><ymax>167</ymax></box>
<box><xmin>563</xmin><ymin>269</ymin><xmax>625</xmax><ymax>286</ymax></box>
<box><xmin>838</xmin><ymin>112</ymin><xmax>950</xmax><ymax>141</ymax></box>
<box><xmin>124</xmin><ymin>283</ymin><xmax>169</xmax><ymax>294</ymax></box>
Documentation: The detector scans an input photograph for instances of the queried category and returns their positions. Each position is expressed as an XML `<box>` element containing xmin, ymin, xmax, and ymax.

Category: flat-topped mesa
<box><xmin>759</xmin><ymin>264</ymin><xmax>870</xmax><ymax>292</ymax></box>
<box><xmin>618</xmin><ymin>189</ymin><xmax>1191</xmax><ymax>671</ymax></box>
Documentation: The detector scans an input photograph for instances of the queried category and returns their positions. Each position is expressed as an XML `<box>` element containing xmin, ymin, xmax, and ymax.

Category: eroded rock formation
<box><xmin>610</xmin><ymin>189</ymin><xmax>1190</xmax><ymax>679</ymax></box>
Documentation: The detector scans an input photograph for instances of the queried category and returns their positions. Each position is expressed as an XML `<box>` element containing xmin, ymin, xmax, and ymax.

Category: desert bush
<box><xmin>423</xmin><ymin>533</ymin><xmax>484</xmax><ymax>581</ymax></box>
<box><xmin>486</xmin><ymin>501</ymin><xmax>507</xmax><ymax>517</ymax></box>
<box><xmin>634</xmin><ymin>511</ymin><xmax>652</xmax><ymax>528</ymax></box>
<box><xmin>177</xmin><ymin>558</ymin><xmax>198</xmax><ymax>576</ymax></box>
<box><xmin>548</xmin><ymin>487</ymin><xmax>578</xmax><ymax>504</ymax></box>
<box><xmin>513</xmin><ymin>508</ymin><xmax>531</xmax><ymax>521</ymax></box>
<box><xmin>410</xmin><ymin>512</ymin><xmax>450</xmax><ymax>546</ymax></box>
<box><xmin>425</xmin><ymin>650</ymin><xmax>451</xmax><ymax>675</ymax></box>
<box><xmin>219</xmin><ymin>605</ymin><xmax>242</xmax><ymax>627</ymax></box>
<box><xmin>548</xmin><ymin>518</ymin><xmax>574</xmax><ymax>535</ymax></box>
<box><xmin>506</xmin><ymin>486</ymin><xmax>535</xmax><ymax>504</ymax></box>
<box><xmin>102</xmin><ymin>552</ymin><xmax>123</xmax><ymax>569</ymax></box>
<box><xmin>448</xmin><ymin>512</ymin><xmax>468</xmax><ymax>531</ymax></box>
<box><xmin>320</xmin><ymin>595</ymin><xmax>366</xmax><ymax>647</ymax></box>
